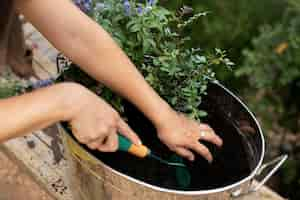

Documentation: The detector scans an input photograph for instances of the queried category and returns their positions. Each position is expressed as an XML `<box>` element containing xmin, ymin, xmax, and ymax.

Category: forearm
<box><xmin>0</xmin><ymin>83</ymin><xmax>71</xmax><ymax>142</ymax></box>
<box><xmin>15</xmin><ymin>0</ymin><xmax>173</xmax><ymax>126</ymax></box>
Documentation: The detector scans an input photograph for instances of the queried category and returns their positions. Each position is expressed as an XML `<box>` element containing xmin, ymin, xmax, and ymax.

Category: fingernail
<box><xmin>138</xmin><ymin>140</ymin><xmax>142</xmax><ymax>145</ymax></box>
<box><xmin>218</xmin><ymin>141</ymin><xmax>223</xmax><ymax>147</ymax></box>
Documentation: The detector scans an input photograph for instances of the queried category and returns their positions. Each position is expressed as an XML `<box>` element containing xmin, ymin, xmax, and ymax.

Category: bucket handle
<box><xmin>231</xmin><ymin>154</ymin><xmax>288</xmax><ymax>198</ymax></box>
<box><xmin>253</xmin><ymin>154</ymin><xmax>288</xmax><ymax>192</ymax></box>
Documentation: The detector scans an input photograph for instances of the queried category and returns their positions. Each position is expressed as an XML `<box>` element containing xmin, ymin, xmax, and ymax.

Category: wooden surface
<box><xmin>0</xmin><ymin>23</ymin><xmax>286</xmax><ymax>200</ymax></box>
<box><xmin>1</xmin><ymin>22</ymin><xmax>71</xmax><ymax>200</ymax></box>
<box><xmin>0</xmin><ymin>149</ymin><xmax>54</xmax><ymax>200</ymax></box>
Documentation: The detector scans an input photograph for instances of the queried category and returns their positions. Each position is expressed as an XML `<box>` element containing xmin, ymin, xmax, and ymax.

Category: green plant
<box><xmin>0</xmin><ymin>73</ymin><xmax>25</xmax><ymax>99</ymax></box>
<box><xmin>61</xmin><ymin>0</ymin><xmax>232</xmax><ymax>121</ymax></box>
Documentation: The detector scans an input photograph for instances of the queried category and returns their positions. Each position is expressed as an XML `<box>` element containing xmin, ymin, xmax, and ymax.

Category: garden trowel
<box><xmin>118</xmin><ymin>134</ymin><xmax>186</xmax><ymax>168</ymax></box>
<box><xmin>118</xmin><ymin>134</ymin><xmax>192</xmax><ymax>188</ymax></box>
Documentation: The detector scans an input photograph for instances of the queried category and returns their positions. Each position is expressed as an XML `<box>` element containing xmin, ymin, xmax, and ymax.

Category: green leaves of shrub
<box><xmin>0</xmin><ymin>75</ymin><xmax>25</xmax><ymax>99</ymax></box>
<box><xmin>63</xmin><ymin>0</ymin><xmax>232</xmax><ymax>121</ymax></box>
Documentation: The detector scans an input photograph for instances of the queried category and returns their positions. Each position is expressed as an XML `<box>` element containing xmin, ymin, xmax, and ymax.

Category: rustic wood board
<box><xmin>2</xmin><ymin>131</ymin><xmax>72</xmax><ymax>200</ymax></box>
<box><xmin>0</xmin><ymin>23</ymin><xmax>286</xmax><ymax>200</ymax></box>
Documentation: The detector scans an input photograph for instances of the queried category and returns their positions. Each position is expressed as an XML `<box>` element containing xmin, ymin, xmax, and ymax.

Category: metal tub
<box><xmin>59</xmin><ymin>82</ymin><xmax>287</xmax><ymax>200</ymax></box>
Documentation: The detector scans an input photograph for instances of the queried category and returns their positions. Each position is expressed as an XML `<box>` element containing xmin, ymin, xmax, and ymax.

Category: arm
<box><xmin>0</xmin><ymin>83</ymin><xmax>68</xmax><ymax>142</ymax></box>
<box><xmin>0</xmin><ymin>83</ymin><xmax>141</xmax><ymax>151</ymax></box>
<box><xmin>15</xmin><ymin>0</ymin><xmax>171</xmax><ymax>127</ymax></box>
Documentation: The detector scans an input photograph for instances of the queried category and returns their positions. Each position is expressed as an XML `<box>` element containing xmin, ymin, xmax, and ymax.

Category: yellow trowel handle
<box><xmin>118</xmin><ymin>134</ymin><xmax>150</xmax><ymax>158</ymax></box>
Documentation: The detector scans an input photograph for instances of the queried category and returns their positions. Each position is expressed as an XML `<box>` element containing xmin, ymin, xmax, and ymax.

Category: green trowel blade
<box><xmin>170</xmin><ymin>154</ymin><xmax>191</xmax><ymax>189</ymax></box>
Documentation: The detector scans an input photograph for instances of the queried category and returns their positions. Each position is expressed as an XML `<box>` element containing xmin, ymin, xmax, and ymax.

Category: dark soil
<box><xmin>63</xmin><ymin>83</ymin><xmax>263</xmax><ymax>191</ymax></box>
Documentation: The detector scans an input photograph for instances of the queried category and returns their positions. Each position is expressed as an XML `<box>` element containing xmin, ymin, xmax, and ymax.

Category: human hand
<box><xmin>156</xmin><ymin>110</ymin><xmax>223</xmax><ymax>162</ymax></box>
<box><xmin>65</xmin><ymin>83</ymin><xmax>141</xmax><ymax>152</ymax></box>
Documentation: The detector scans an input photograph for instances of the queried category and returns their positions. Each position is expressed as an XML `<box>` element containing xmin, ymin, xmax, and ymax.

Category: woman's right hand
<box><xmin>63</xmin><ymin>83</ymin><xmax>142</xmax><ymax>152</ymax></box>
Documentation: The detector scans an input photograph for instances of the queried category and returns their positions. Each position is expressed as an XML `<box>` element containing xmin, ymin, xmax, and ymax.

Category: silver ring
<box><xmin>200</xmin><ymin>131</ymin><xmax>206</xmax><ymax>138</ymax></box>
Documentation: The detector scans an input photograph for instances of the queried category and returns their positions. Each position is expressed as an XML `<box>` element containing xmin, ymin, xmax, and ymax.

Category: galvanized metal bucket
<box><xmin>58</xmin><ymin>82</ymin><xmax>287</xmax><ymax>200</ymax></box>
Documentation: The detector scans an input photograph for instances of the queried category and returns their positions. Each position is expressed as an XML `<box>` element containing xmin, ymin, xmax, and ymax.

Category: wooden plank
<box><xmin>2</xmin><ymin>133</ymin><xmax>73</xmax><ymax>200</ymax></box>
<box><xmin>0</xmin><ymin>146</ymin><xmax>54</xmax><ymax>200</ymax></box>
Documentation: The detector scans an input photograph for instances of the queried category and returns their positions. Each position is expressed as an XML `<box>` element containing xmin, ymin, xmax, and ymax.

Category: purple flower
<box><xmin>32</xmin><ymin>79</ymin><xmax>54</xmax><ymax>89</ymax></box>
<box><xmin>123</xmin><ymin>0</ymin><xmax>131</xmax><ymax>16</ymax></box>
<box><xmin>147</xmin><ymin>0</ymin><xmax>155</xmax><ymax>6</ymax></box>
<box><xmin>74</xmin><ymin>0</ymin><xmax>92</xmax><ymax>13</ymax></box>
<box><xmin>137</xmin><ymin>4</ymin><xmax>143</xmax><ymax>15</ymax></box>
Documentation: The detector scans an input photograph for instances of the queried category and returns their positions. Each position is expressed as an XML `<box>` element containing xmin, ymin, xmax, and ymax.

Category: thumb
<box><xmin>117</xmin><ymin>119</ymin><xmax>142</xmax><ymax>146</ymax></box>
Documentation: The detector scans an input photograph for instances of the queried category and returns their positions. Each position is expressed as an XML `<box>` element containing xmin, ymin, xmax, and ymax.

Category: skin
<box><xmin>0</xmin><ymin>0</ymin><xmax>223</xmax><ymax>162</ymax></box>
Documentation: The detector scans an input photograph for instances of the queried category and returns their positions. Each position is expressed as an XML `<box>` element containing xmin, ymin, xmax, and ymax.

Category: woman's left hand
<box><xmin>156</xmin><ymin>111</ymin><xmax>223</xmax><ymax>162</ymax></box>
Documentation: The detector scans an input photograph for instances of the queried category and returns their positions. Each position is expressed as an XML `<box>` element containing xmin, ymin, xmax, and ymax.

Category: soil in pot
<box><xmin>63</xmin><ymin>97</ymin><xmax>256</xmax><ymax>191</ymax></box>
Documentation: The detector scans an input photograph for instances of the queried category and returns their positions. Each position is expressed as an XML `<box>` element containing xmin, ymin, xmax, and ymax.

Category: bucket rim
<box><xmin>61</xmin><ymin>82</ymin><xmax>265</xmax><ymax>195</ymax></box>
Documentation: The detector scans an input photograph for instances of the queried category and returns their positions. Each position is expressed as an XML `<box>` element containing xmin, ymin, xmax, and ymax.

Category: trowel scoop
<box><xmin>118</xmin><ymin>134</ymin><xmax>186</xmax><ymax>168</ymax></box>
<box><xmin>118</xmin><ymin>135</ymin><xmax>191</xmax><ymax>188</ymax></box>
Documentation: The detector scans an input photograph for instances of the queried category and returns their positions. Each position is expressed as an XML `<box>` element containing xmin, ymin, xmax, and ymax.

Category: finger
<box><xmin>85</xmin><ymin>129</ymin><xmax>107</xmax><ymax>144</ymax></box>
<box><xmin>75</xmin><ymin>125</ymin><xmax>108</xmax><ymax>144</ymax></box>
<box><xmin>175</xmin><ymin>147</ymin><xmax>195</xmax><ymax>161</ymax></box>
<box><xmin>199</xmin><ymin>130</ymin><xmax>223</xmax><ymax>147</ymax></box>
<box><xmin>117</xmin><ymin>119</ymin><xmax>142</xmax><ymax>145</ymax></box>
<box><xmin>98</xmin><ymin>133</ymin><xmax>118</xmax><ymax>152</ymax></box>
<box><xmin>198</xmin><ymin>124</ymin><xmax>223</xmax><ymax>147</ymax></box>
<box><xmin>199</xmin><ymin>123</ymin><xmax>214</xmax><ymax>131</ymax></box>
<box><xmin>96</xmin><ymin>126</ymin><xmax>117</xmax><ymax>152</ymax></box>
<box><xmin>74</xmin><ymin>131</ymin><xmax>93</xmax><ymax>144</ymax></box>
<box><xmin>87</xmin><ymin>139</ymin><xmax>102</xmax><ymax>150</ymax></box>
<box><xmin>86</xmin><ymin>131</ymin><xmax>109</xmax><ymax>150</ymax></box>
<box><xmin>186</xmin><ymin>141</ymin><xmax>213</xmax><ymax>163</ymax></box>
